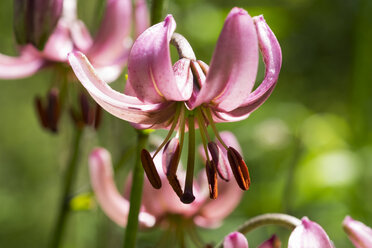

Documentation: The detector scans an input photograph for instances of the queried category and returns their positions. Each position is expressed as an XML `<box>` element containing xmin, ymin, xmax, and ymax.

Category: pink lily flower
<box><xmin>288</xmin><ymin>217</ymin><xmax>333</xmax><ymax>248</ymax></box>
<box><xmin>68</xmin><ymin>7</ymin><xmax>281</xmax><ymax>203</ymax></box>
<box><xmin>1</xmin><ymin>0</ymin><xmax>149</xmax><ymax>82</ymax></box>
<box><xmin>89</xmin><ymin>132</ymin><xmax>243</xmax><ymax>229</ymax></box>
<box><xmin>343</xmin><ymin>216</ymin><xmax>372</xmax><ymax>248</ymax></box>
<box><xmin>258</xmin><ymin>235</ymin><xmax>281</xmax><ymax>248</ymax></box>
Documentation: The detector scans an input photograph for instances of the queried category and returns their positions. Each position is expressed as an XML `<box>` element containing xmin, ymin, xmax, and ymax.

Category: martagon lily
<box><xmin>68</xmin><ymin>7</ymin><xmax>282</xmax><ymax>203</ymax></box>
<box><xmin>0</xmin><ymin>0</ymin><xmax>149</xmax><ymax>82</ymax></box>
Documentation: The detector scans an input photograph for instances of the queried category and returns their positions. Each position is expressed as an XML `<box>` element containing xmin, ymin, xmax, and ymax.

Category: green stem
<box><xmin>215</xmin><ymin>213</ymin><xmax>301</xmax><ymax>248</ymax></box>
<box><xmin>49</xmin><ymin>128</ymin><xmax>84</xmax><ymax>248</ymax></box>
<box><xmin>151</xmin><ymin>0</ymin><xmax>167</xmax><ymax>25</ymax></box>
<box><xmin>123</xmin><ymin>130</ymin><xmax>149</xmax><ymax>248</ymax></box>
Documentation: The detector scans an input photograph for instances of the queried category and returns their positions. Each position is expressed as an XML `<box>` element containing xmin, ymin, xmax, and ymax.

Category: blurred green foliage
<box><xmin>1</xmin><ymin>0</ymin><xmax>372</xmax><ymax>247</ymax></box>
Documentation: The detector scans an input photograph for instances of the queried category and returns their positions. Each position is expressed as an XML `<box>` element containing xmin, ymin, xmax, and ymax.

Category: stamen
<box><xmin>207</xmin><ymin>142</ymin><xmax>219</xmax><ymax>167</ymax></box>
<box><xmin>227</xmin><ymin>147</ymin><xmax>250</xmax><ymax>190</ymax></box>
<box><xmin>152</xmin><ymin>103</ymin><xmax>182</xmax><ymax>158</ymax></box>
<box><xmin>47</xmin><ymin>88</ymin><xmax>60</xmax><ymax>133</ymax></box>
<box><xmin>203</xmin><ymin>107</ymin><xmax>229</xmax><ymax>150</ymax></box>
<box><xmin>196</xmin><ymin>109</ymin><xmax>210</xmax><ymax>162</ymax></box>
<box><xmin>79</xmin><ymin>92</ymin><xmax>92</xmax><ymax>125</ymax></box>
<box><xmin>163</xmin><ymin>138</ymin><xmax>184</xmax><ymax>197</ymax></box>
<box><xmin>35</xmin><ymin>97</ymin><xmax>48</xmax><ymax>129</ymax></box>
<box><xmin>181</xmin><ymin>113</ymin><xmax>196</xmax><ymax>204</ymax></box>
<box><xmin>94</xmin><ymin>104</ymin><xmax>102</xmax><ymax>129</ymax></box>
<box><xmin>140</xmin><ymin>149</ymin><xmax>162</xmax><ymax>189</ymax></box>
<box><xmin>206</xmin><ymin>160</ymin><xmax>218</xmax><ymax>199</ymax></box>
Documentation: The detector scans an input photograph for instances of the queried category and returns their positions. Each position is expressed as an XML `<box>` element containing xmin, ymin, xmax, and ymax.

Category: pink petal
<box><xmin>87</xmin><ymin>0</ymin><xmax>132</xmax><ymax>66</ymax></box>
<box><xmin>42</xmin><ymin>21</ymin><xmax>74</xmax><ymax>62</ymax></box>
<box><xmin>128</xmin><ymin>15</ymin><xmax>192</xmax><ymax>103</ymax></box>
<box><xmin>216</xmin><ymin>15</ymin><xmax>282</xmax><ymax>121</ymax></box>
<box><xmin>69</xmin><ymin>20</ymin><xmax>93</xmax><ymax>52</ymax></box>
<box><xmin>288</xmin><ymin>217</ymin><xmax>333</xmax><ymax>248</ymax></box>
<box><xmin>0</xmin><ymin>45</ymin><xmax>44</xmax><ymax>79</ymax></box>
<box><xmin>134</xmin><ymin>0</ymin><xmax>150</xmax><ymax>37</ymax></box>
<box><xmin>343</xmin><ymin>216</ymin><xmax>372</xmax><ymax>248</ymax></box>
<box><xmin>68</xmin><ymin>51</ymin><xmax>176</xmax><ymax>127</ymax></box>
<box><xmin>191</xmin><ymin>8</ymin><xmax>258</xmax><ymax>111</ymax></box>
<box><xmin>194</xmin><ymin>172</ymin><xmax>243</xmax><ymax>228</ymax></box>
<box><xmin>223</xmin><ymin>232</ymin><xmax>249</xmax><ymax>248</ymax></box>
<box><xmin>89</xmin><ymin>148</ymin><xmax>155</xmax><ymax>227</ymax></box>
<box><xmin>216</xmin><ymin>131</ymin><xmax>242</xmax><ymax>181</ymax></box>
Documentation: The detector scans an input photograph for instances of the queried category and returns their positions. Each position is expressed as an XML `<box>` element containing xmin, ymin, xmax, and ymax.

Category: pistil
<box><xmin>180</xmin><ymin>113</ymin><xmax>196</xmax><ymax>204</ymax></box>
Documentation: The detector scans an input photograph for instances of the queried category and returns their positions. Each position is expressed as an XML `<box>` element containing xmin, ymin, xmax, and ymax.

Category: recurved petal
<box><xmin>0</xmin><ymin>45</ymin><xmax>44</xmax><ymax>79</ymax></box>
<box><xmin>128</xmin><ymin>15</ymin><xmax>191</xmax><ymax>103</ymax></box>
<box><xmin>87</xmin><ymin>0</ymin><xmax>132</xmax><ymax>66</ymax></box>
<box><xmin>134</xmin><ymin>0</ymin><xmax>150</xmax><ymax>37</ymax></box>
<box><xmin>190</xmin><ymin>8</ymin><xmax>258</xmax><ymax>111</ymax></box>
<box><xmin>343</xmin><ymin>216</ymin><xmax>372</xmax><ymax>248</ymax></box>
<box><xmin>288</xmin><ymin>217</ymin><xmax>333</xmax><ymax>248</ymax></box>
<box><xmin>68</xmin><ymin>51</ymin><xmax>175</xmax><ymax>126</ymax></box>
<box><xmin>217</xmin><ymin>15</ymin><xmax>282</xmax><ymax>121</ymax></box>
<box><xmin>223</xmin><ymin>232</ymin><xmax>249</xmax><ymax>248</ymax></box>
<box><xmin>89</xmin><ymin>148</ymin><xmax>156</xmax><ymax>227</ymax></box>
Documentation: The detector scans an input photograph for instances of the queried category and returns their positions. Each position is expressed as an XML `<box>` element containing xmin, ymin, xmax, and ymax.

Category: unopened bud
<box><xmin>140</xmin><ymin>149</ymin><xmax>162</xmax><ymax>189</ymax></box>
<box><xmin>227</xmin><ymin>147</ymin><xmax>250</xmax><ymax>190</ymax></box>
<box><xmin>14</xmin><ymin>0</ymin><xmax>63</xmax><ymax>49</ymax></box>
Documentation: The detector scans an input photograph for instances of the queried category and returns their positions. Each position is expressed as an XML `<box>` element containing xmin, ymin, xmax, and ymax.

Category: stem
<box><xmin>123</xmin><ymin>130</ymin><xmax>149</xmax><ymax>248</ymax></box>
<box><xmin>215</xmin><ymin>213</ymin><xmax>301</xmax><ymax>248</ymax></box>
<box><xmin>150</xmin><ymin>0</ymin><xmax>167</xmax><ymax>25</ymax></box>
<box><xmin>49</xmin><ymin>128</ymin><xmax>84</xmax><ymax>248</ymax></box>
<box><xmin>171</xmin><ymin>33</ymin><xmax>196</xmax><ymax>60</ymax></box>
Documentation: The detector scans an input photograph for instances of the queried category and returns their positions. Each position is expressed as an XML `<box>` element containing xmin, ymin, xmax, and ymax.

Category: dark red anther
<box><xmin>207</xmin><ymin>142</ymin><xmax>219</xmax><ymax>167</ymax></box>
<box><xmin>79</xmin><ymin>92</ymin><xmax>92</xmax><ymax>125</ymax></box>
<box><xmin>94</xmin><ymin>104</ymin><xmax>102</xmax><ymax>129</ymax></box>
<box><xmin>206</xmin><ymin>160</ymin><xmax>218</xmax><ymax>199</ymax></box>
<box><xmin>167</xmin><ymin>174</ymin><xmax>183</xmax><ymax>198</ymax></box>
<box><xmin>140</xmin><ymin>149</ymin><xmax>162</xmax><ymax>189</ymax></box>
<box><xmin>46</xmin><ymin>88</ymin><xmax>60</xmax><ymax>133</ymax></box>
<box><xmin>34</xmin><ymin>96</ymin><xmax>48</xmax><ymax>129</ymax></box>
<box><xmin>227</xmin><ymin>146</ymin><xmax>250</xmax><ymax>190</ymax></box>
<box><xmin>163</xmin><ymin>138</ymin><xmax>180</xmax><ymax>176</ymax></box>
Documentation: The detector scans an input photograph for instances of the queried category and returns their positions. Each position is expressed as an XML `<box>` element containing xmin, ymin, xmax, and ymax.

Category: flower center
<box><xmin>140</xmin><ymin>33</ymin><xmax>250</xmax><ymax>204</ymax></box>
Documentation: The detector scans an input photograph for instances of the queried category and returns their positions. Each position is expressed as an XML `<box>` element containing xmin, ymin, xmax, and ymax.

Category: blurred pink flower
<box><xmin>343</xmin><ymin>216</ymin><xmax>372</xmax><ymax>248</ymax></box>
<box><xmin>89</xmin><ymin>132</ymin><xmax>243</xmax><ymax>229</ymax></box>
<box><xmin>68</xmin><ymin>7</ymin><xmax>281</xmax><ymax>202</ymax></box>
<box><xmin>224</xmin><ymin>232</ymin><xmax>248</xmax><ymax>248</ymax></box>
<box><xmin>288</xmin><ymin>217</ymin><xmax>333</xmax><ymax>248</ymax></box>
<box><xmin>223</xmin><ymin>233</ymin><xmax>281</xmax><ymax>248</ymax></box>
<box><xmin>1</xmin><ymin>0</ymin><xmax>149</xmax><ymax>82</ymax></box>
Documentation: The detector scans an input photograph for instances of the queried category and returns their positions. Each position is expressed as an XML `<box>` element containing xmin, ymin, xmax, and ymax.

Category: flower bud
<box><xmin>343</xmin><ymin>216</ymin><xmax>372</xmax><ymax>248</ymax></box>
<box><xmin>14</xmin><ymin>0</ymin><xmax>63</xmax><ymax>50</ymax></box>
<box><xmin>288</xmin><ymin>217</ymin><xmax>333</xmax><ymax>248</ymax></box>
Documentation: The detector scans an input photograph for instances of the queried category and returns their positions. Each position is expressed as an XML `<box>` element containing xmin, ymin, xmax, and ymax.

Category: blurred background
<box><xmin>1</xmin><ymin>0</ymin><xmax>372</xmax><ymax>247</ymax></box>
